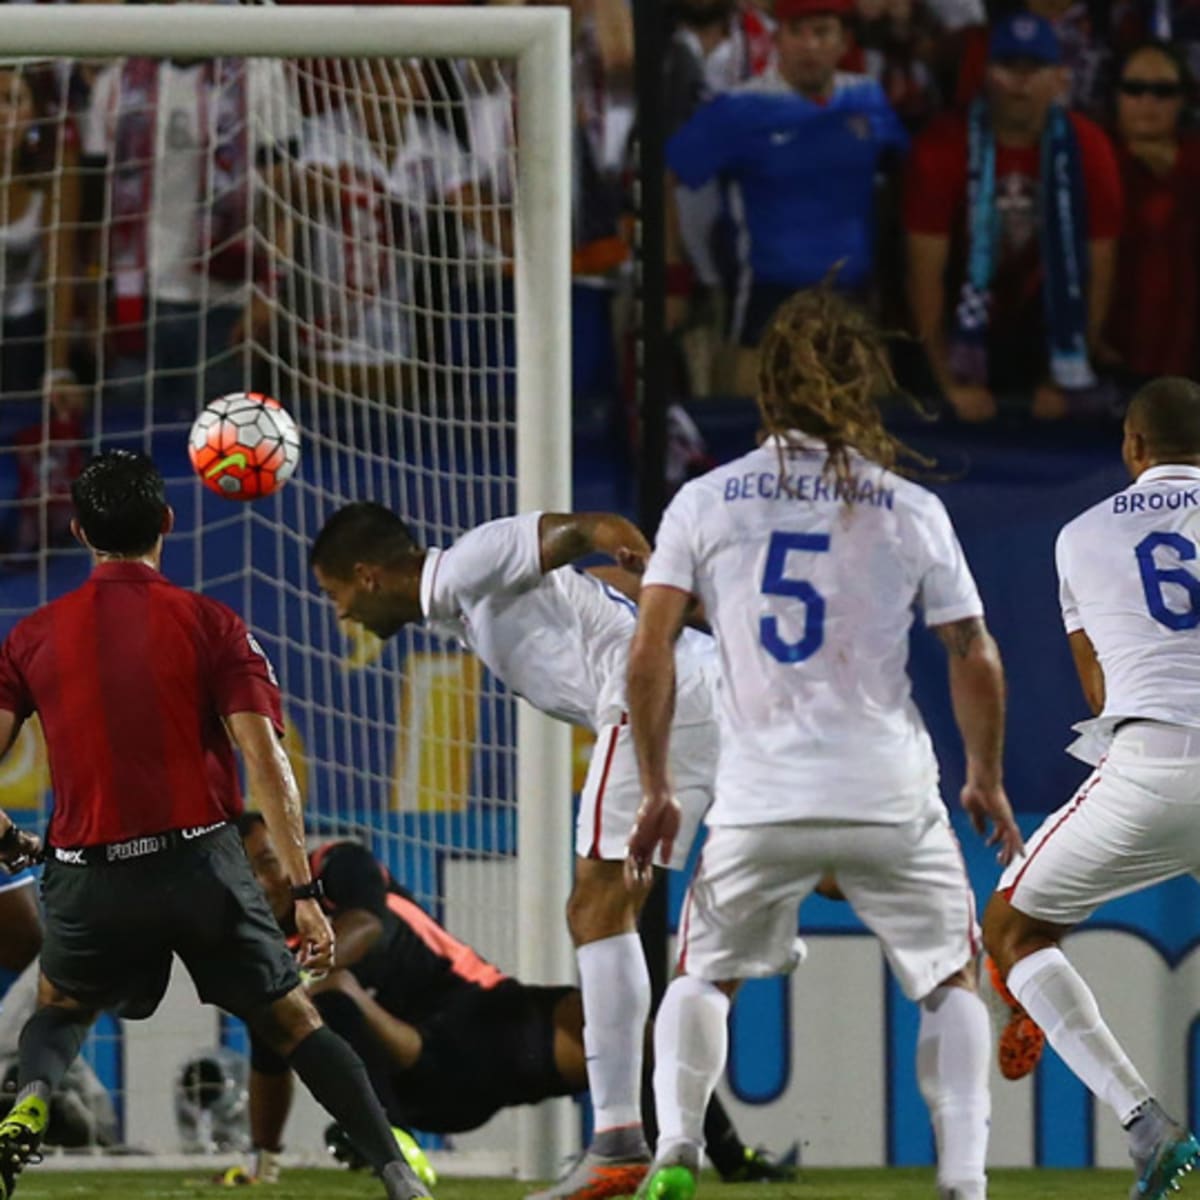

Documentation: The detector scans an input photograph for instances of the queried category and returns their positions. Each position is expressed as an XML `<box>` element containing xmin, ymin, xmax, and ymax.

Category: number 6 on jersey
<box><xmin>759</xmin><ymin>530</ymin><xmax>831</xmax><ymax>663</ymax></box>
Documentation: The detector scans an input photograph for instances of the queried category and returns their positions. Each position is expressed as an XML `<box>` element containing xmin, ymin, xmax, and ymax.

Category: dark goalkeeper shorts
<box><xmin>395</xmin><ymin>981</ymin><xmax>577</xmax><ymax>1133</ymax></box>
<box><xmin>41</xmin><ymin>824</ymin><xmax>300</xmax><ymax>1019</ymax></box>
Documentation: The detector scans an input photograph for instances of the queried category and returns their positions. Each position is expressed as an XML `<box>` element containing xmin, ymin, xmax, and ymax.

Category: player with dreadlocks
<box><xmin>625</xmin><ymin>290</ymin><xmax>1022</xmax><ymax>1200</ymax></box>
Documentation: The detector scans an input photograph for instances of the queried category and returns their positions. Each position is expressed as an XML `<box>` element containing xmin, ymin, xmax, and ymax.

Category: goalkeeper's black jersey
<box><xmin>309</xmin><ymin>840</ymin><xmax>508</xmax><ymax>1026</ymax></box>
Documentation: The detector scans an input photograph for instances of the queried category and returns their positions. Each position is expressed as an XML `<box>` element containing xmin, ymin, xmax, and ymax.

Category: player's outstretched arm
<box><xmin>625</xmin><ymin>584</ymin><xmax>690</xmax><ymax>886</ymax></box>
<box><xmin>1067</xmin><ymin>629</ymin><xmax>1105</xmax><ymax>716</ymax></box>
<box><xmin>226</xmin><ymin>711</ymin><xmax>334</xmax><ymax>972</ymax></box>
<box><xmin>537</xmin><ymin>512</ymin><xmax>651</xmax><ymax>575</ymax></box>
<box><xmin>934</xmin><ymin>616</ymin><xmax>1024</xmax><ymax>865</ymax></box>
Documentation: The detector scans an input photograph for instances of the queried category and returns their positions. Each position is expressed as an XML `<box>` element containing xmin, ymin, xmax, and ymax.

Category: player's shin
<box><xmin>917</xmin><ymin>985</ymin><xmax>990</xmax><ymax>1200</ymax></box>
<box><xmin>1007</xmin><ymin>947</ymin><xmax>1150</xmax><ymax>1122</ymax></box>
<box><xmin>311</xmin><ymin>991</ymin><xmax>405</xmax><ymax>1123</ymax></box>
<box><xmin>578</xmin><ymin>932</ymin><xmax>651</xmax><ymax>1142</ymax></box>
<box><xmin>651</xmin><ymin>975</ymin><xmax>730</xmax><ymax>1160</ymax></box>
<box><xmin>287</xmin><ymin>1026</ymin><xmax>429</xmax><ymax>1198</ymax></box>
<box><xmin>15</xmin><ymin>1005</ymin><xmax>91</xmax><ymax>1104</ymax></box>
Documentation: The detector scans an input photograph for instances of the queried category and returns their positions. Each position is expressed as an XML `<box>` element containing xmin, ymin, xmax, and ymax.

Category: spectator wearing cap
<box><xmin>905</xmin><ymin>12</ymin><xmax>1122</xmax><ymax>422</ymax></box>
<box><xmin>667</xmin><ymin>0</ymin><xmax>908</xmax><ymax>360</ymax></box>
<box><xmin>956</xmin><ymin>2</ymin><xmax>1115</xmax><ymax>119</ymax></box>
<box><xmin>1104</xmin><ymin>41</ymin><xmax>1200</xmax><ymax>382</ymax></box>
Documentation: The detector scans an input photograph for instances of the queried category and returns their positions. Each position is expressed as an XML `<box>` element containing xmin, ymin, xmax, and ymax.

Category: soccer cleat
<box><xmin>381</xmin><ymin>1158</ymin><xmax>433</xmax><ymax>1200</ymax></box>
<box><xmin>635</xmin><ymin>1143</ymin><xmax>701</xmax><ymax>1200</ymax></box>
<box><xmin>716</xmin><ymin>1145</ymin><xmax>797</xmax><ymax>1183</ymax></box>
<box><xmin>984</xmin><ymin>955</ymin><xmax>1045</xmax><ymax>1081</ymax></box>
<box><xmin>0</xmin><ymin>1094</ymin><xmax>47</xmax><ymax>1200</ymax></box>
<box><xmin>326</xmin><ymin>1122</ymin><xmax>368</xmax><ymax>1170</ymax></box>
<box><xmin>525</xmin><ymin>1150</ymin><xmax>650</xmax><ymax>1200</ymax></box>
<box><xmin>325</xmin><ymin>1123</ymin><xmax>436</xmax><ymax>1188</ymax></box>
<box><xmin>1128</xmin><ymin>1101</ymin><xmax>1200</xmax><ymax>1200</ymax></box>
<box><xmin>393</xmin><ymin>1128</ymin><xmax>437</xmax><ymax>1190</ymax></box>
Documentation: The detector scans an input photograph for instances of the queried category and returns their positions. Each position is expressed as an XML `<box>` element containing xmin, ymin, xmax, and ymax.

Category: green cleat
<box><xmin>0</xmin><ymin>1095</ymin><xmax>47</xmax><ymax>1200</ymax></box>
<box><xmin>393</xmin><ymin>1127</ymin><xmax>438</xmax><ymax>1190</ymax></box>
<box><xmin>635</xmin><ymin>1145</ymin><xmax>701</xmax><ymax>1200</ymax></box>
<box><xmin>638</xmin><ymin>1165</ymin><xmax>697</xmax><ymax>1200</ymax></box>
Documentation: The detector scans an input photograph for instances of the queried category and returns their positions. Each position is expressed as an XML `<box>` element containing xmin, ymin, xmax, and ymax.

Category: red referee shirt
<box><xmin>0</xmin><ymin>563</ymin><xmax>283</xmax><ymax>847</ymax></box>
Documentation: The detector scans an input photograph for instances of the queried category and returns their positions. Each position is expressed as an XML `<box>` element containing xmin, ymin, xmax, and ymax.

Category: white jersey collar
<box><xmin>418</xmin><ymin>547</ymin><xmax>443</xmax><ymax>620</ymax></box>
<box><xmin>761</xmin><ymin>432</ymin><xmax>829</xmax><ymax>455</ymax></box>
<box><xmin>1136</xmin><ymin>464</ymin><xmax>1200</xmax><ymax>485</ymax></box>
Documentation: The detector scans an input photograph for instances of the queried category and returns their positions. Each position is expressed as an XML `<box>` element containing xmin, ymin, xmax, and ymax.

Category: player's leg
<box><xmin>983</xmin><ymin>732</ymin><xmax>1200</xmax><ymax>1200</ymax></box>
<box><xmin>837</xmin><ymin>812</ymin><xmax>990</xmax><ymax>1200</ymax></box>
<box><xmin>640</xmin><ymin>823</ymin><xmax>818</xmax><ymax>1200</ymax></box>
<box><xmin>176</xmin><ymin>827</ymin><xmax>428</xmax><ymax>1200</ymax></box>
<box><xmin>0</xmin><ymin>973</ymin><xmax>99</xmax><ymax>1199</ymax></box>
<box><xmin>550</xmin><ymin>719</ymin><xmax>656</xmax><ymax>1197</ymax></box>
<box><xmin>0</xmin><ymin>852</ymin><xmax>127</xmax><ymax>1200</ymax></box>
<box><xmin>548</xmin><ymin>987</ymin><xmax>587</xmax><ymax>1090</ymax></box>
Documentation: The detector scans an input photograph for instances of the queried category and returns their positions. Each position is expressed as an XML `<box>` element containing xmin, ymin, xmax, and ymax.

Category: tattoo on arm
<box><xmin>936</xmin><ymin>616</ymin><xmax>984</xmax><ymax>659</ymax></box>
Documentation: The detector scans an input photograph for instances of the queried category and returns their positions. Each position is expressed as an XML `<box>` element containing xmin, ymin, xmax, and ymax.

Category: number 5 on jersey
<box><xmin>759</xmin><ymin>530</ymin><xmax>830</xmax><ymax>663</ymax></box>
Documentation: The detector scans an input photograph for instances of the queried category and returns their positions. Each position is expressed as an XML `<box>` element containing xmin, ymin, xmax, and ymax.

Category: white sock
<box><xmin>578</xmin><ymin>933</ymin><xmax>651</xmax><ymax>1133</ymax></box>
<box><xmin>917</xmin><ymin>985</ymin><xmax>991</xmax><ymax>1198</ymax></box>
<box><xmin>652</xmin><ymin>974</ymin><xmax>730</xmax><ymax>1157</ymax></box>
<box><xmin>1008</xmin><ymin>947</ymin><xmax>1150</xmax><ymax>1124</ymax></box>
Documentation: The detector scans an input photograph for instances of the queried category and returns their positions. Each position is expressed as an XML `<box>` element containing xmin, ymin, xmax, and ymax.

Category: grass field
<box><xmin>10</xmin><ymin>1169</ymin><xmax>1147</xmax><ymax>1200</ymax></box>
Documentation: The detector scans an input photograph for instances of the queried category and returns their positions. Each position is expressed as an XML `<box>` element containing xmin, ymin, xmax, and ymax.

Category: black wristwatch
<box><xmin>290</xmin><ymin>879</ymin><xmax>324</xmax><ymax>902</ymax></box>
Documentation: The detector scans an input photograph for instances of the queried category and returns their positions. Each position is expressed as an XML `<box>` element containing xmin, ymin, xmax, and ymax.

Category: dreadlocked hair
<box><xmin>756</xmin><ymin>288</ymin><xmax>933</xmax><ymax>495</ymax></box>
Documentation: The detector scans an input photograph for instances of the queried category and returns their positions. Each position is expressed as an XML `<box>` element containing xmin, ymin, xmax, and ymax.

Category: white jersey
<box><xmin>642</xmin><ymin>434</ymin><xmax>983</xmax><ymax>826</ymax></box>
<box><xmin>1056</xmin><ymin>463</ymin><xmax>1200</xmax><ymax>763</ymax></box>
<box><xmin>420</xmin><ymin>513</ymin><xmax>714</xmax><ymax>733</ymax></box>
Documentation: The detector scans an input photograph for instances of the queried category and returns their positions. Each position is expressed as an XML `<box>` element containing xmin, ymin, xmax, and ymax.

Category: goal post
<box><xmin>0</xmin><ymin>4</ymin><xmax>574</xmax><ymax>1182</ymax></box>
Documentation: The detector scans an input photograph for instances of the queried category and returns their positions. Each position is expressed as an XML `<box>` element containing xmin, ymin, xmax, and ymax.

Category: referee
<box><xmin>0</xmin><ymin>451</ymin><xmax>430</xmax><ymax>1200</ymax></box>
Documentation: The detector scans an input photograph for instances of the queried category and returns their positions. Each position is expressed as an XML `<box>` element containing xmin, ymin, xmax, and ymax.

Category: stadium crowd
<box><xmin>0</xmin><ymin>0</ymin><xmax>1198</xmax><ymax>555</ymax></box>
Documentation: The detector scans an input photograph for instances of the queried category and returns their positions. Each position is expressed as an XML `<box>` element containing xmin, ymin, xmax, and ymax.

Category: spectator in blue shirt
<box><xmin>667</xmin><ymin>0</ymin><xmax>908</xmax><ymax>349</ymax></box>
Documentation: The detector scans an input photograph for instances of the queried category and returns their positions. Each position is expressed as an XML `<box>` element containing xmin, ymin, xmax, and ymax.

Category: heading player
<box><xmin>0</xmin><ymin>452</ymin><xmax>429</xmax><ymax>1200</ymax></box>
<box><xmin>626</xmin><ymin>289</ymin><xmax>1022</xmax><ymax>1200</ymax></box>
<box><xmin>309</xmin><ymin>506</ymin><xmax>736</xmax><ymax>1200</ymax></box>
<box><xmin>984</xmin><ymin>377</ymin><xmax>1200</xmax><ymax>1200</ymax></box>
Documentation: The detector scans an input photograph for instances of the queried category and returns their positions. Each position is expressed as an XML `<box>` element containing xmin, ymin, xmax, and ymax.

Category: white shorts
<box><xmin>576</xmin><ymin>719</ymin><xmax>717</xmax><ymax>870</ymax></box>
<box><xmin>679</xmin><ymin>804</ymin><xmax>979</xmax><ymax>1002</ymax></box>
<box><xmin>999</xmin><ymin>721</ymin><xmax>1200</xmax><ymax>927</ymax></box>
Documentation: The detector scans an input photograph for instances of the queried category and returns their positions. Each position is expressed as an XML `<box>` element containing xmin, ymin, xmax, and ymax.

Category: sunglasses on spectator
<box><xmin>1119</xmin><ymin>80</ymin><xmax>1185</xmax><ymax>99</ymax></box>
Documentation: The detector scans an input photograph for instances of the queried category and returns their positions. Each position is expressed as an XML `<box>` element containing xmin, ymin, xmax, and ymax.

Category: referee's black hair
<box><xmin>71</xmin><ymin>450</ymin><xmax>167</xmax><ymax>557</ymax></box>
<box><xmin>310</xmin><ymin>502</ymin><xmax>424</xmax><ymax>579</ymax></box>
<box><xmin>1128</xmin><ymin>377</ymin><xmax>1200</xmax><ymax>459</ymax></box>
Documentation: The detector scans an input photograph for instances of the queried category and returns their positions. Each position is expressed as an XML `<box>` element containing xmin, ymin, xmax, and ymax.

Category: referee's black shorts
<box><xmin>40</xmin><ymin>825</ymin><xmax>299</xmax><ymax>1020</ymax></box>
<box><xmin>395</xmin><ymin>981</ymin><xmax>577</xmax><ymax>1133</ymax></box>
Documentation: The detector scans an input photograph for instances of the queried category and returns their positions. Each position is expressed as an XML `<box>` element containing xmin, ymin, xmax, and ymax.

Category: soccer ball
<box><xmin>189</xmin><ymin>393</ymin><xmax>300</xmax><ymax>501</ymax></box>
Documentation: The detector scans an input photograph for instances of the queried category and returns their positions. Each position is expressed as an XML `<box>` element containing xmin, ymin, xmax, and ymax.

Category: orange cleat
<box><xmin>985</xmin><ymin>954</ymin><xmax>1046</xmax><ymax>1081</ymax></box>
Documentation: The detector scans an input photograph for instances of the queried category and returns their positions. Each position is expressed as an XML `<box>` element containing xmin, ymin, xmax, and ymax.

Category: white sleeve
<box><xmin>300</xmin><ymin>112</ymin><xmax>349</xmax><ymax>170</ymax></box>
<box><xmin>432</xmin><ymin>514</ymin><xmax>545</xmax><ymax>613</ymax></box>
<box><xmin>250</xmin><ymin>59</ymin><xmax>303</xmax><ymax>152</ymax></box>
<box><xmin>643</xmin><ymin>488</ymin><xmax>701</xmax><ymax>594</ymax></box>
<box><xmin>82</xmin><ymin>65</ymin><xmax>118</xmax><ymax>158</ymax></box>
<box><xmin>427</xmin><ymin>122</ymin><xmax>471</xmax><ymax>198</ymax></box>
<box><xmin>1056</xmin><ymin>529</ymin><xmax>1083</xmax><ymax>634</ymax></box>
<box><xmin>914</xmin><ymin>495</ymin><xmax>984</xmax><ymax>626</ymax></box>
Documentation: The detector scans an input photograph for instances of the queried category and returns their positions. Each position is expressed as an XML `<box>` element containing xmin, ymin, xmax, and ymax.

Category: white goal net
<box><xmin>0</xmin><ymin>5</ymin><xmax>573</xmax><ymax>1180</ymax></box>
